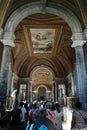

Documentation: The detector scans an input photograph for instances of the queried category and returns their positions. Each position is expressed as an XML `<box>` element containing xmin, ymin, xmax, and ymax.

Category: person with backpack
<box><xmin>26</xmin><ymin>108</ymin><xmax>55</xmax><ymax>130</ymax></box>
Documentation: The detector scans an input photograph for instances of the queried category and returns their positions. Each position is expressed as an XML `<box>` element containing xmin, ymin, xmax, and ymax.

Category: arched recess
<box><xmin>2</xmin><ymin>1</ymin><xmax>82</xmax><ymax>41</ymax></box>
<box><xmin>38</xmin><ymin>86</ymin><xmax>46</xmax><ymax>100</ymax></box>
<box><xmin>30</xmin><ymin>65</ymin><xmax>55</xmax><ymax>79</ymax></box>
<box><xmin>30</xmin><ymin>65</ymin><xmax>54</xmax><ymax>101</ymax></box>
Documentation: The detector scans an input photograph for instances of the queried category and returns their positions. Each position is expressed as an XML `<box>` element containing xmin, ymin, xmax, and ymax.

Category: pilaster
<box><xmin>29</xmin><ymin>80</ymin><xmax>32</xmax><ymax>102</ymax></box>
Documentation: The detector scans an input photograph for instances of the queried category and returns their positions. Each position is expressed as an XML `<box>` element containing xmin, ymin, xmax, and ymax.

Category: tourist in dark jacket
<box><xmin>0</xmin><ymin>100</ymin><xmax>5</xmax><ymax>128</ymax></box>
<box><xmin>10</xmin><ymin>105</ymin><xmax>22</xmax><ymax>130</ymax></box>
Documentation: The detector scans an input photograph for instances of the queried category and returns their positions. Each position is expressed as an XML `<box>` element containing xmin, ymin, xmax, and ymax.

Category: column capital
<box><xmin>1</xmin><ymin>39</ymin><xmax>15</xmax><ymax>47</ymax></box>
<box><xmin>71</xmin><ymin>32</ymin><xmax>86</xmax><ymax>47</ymax></box>
<box><xmin>0</xmin><ymin>31</ymin><xmax>15</xmax><ymax>47</ymax></box>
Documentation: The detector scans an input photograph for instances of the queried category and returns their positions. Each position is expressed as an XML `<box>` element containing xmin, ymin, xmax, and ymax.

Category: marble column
<box><xmin>75</xmin><ymin>46</ymin><xmax>87</xmax><ymax>110</ymax></box>
<box><xmin>72</xmin><ymin>35</ymin><xmax>87</xmax><ymax>110</ymax></box>
<box><xmin>0</xmin><ymin>45</ymin><xmax>12</xmax><ymax>106</ymax></box>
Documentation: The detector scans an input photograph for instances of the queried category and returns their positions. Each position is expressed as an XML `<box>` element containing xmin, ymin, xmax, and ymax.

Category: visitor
<box><xmin>53</xmin><ymin>103</ymin><xmax>63</xmax><ymax>130</ymax></box>
<box><xmin>0</xmin><ymin>100</ymin><xmax>5</xmax><ymax>129</ymax></box>
<box><xmin>71</xmin><ymin>101</ymin><xmax>87</xmax><ymax>130</ymax></box>
<box><xmin>10</xmin><ymin>103</ymin><xmax>22</xmax><ymax>130</ymax></box>
<box><xmin>19</xmin><ymin>102</ymin><xmax>27</xmax><ymax>130</ymax></box>
<box><xmin>26</xmin><ymin>108</ymin><xmax>55</xmax><ymax>130</ymax></box>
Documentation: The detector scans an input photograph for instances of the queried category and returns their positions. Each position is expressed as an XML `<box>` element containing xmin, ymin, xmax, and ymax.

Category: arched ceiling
<box><xmin>12</xmin><ymin>13</ymin><xmax>75</xmax><ymax>78</ymax></box>
<box><xmin>0</xmin><ymin>0</ymin><xmax>86</xmax><ymax>89</ymax></box>
<box><xmin>31</xmin><ymin>67</ymin><xmax>53</xmax><ymax>91</ymax></box>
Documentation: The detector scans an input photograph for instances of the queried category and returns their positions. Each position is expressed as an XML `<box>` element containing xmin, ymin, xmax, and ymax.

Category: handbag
<box><xmin>79</xmin><ymin>111</ymin><xmax>87</xmax><ymax>123</ymax></box>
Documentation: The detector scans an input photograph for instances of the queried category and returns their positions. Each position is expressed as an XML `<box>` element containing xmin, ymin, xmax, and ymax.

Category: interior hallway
<box><xmin>0</xmin><ymin>1</ymin><xmax>87</xmax><ymax>126</ymax></box>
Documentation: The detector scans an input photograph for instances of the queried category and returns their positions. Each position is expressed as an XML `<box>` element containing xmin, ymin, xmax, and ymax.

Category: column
<box><xmin>72</xmin><ymin>33</ymin><xmax>87</xmax><ymax>110</ymax></box>
<box><xmin>52</xmin><ymin>81</ymin><xmax>55</xmax><ymax>102</ymax></box>
<box><xmin>46</xmin><ymin>88</ymin><xmax>48</xmax><ymax>100</ymax></box>
<box><xmin>0</xmin><ymin>45</ymin><xmax>12</xmax><ymax>106</ymax></box>
<box><xmin>29</xmin><ymin>80</ymin><xmax>32</xmax><ymax>102</ymax></box>
<box><xmin>75</xmin><ymin>46</ymin><xmax>87</xmax><ymax>110</ymax></box>
<box><xmin>6</xmin><ymin>63</ymin><xmax>13</xmax><ymax>109</ymax></box>
<box><xmin>54</xmin><ymin>81</ymin><xmax>57</xmax><ymax>102</ymax></box>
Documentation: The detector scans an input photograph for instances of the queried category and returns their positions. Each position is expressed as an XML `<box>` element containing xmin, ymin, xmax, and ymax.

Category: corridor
<box><xmin>0</xmin><ymin>1</ymin><xmax>87</xmax><ymax>130</ymax></box>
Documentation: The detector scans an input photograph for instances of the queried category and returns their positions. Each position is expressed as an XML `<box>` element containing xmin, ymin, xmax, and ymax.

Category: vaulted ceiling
<box><xmin>0</xmin><ymin>0</ymin><xmax>87</xmax><ymax>80</ymax></box>
<box><xmin>12</xmin><ymin>14</ymin><xmax>75</xmax><ymax>78</ymax></box>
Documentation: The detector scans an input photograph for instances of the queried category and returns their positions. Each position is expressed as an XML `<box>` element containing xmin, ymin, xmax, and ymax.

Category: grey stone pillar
<box><xmin>72</xmin><ymin>33</ymin><xmax>87</xmax><ymax>110</ymax></box>
<box><xmin>0</xmin><ymin>45</ymin><xmax>12</xmax><ymax>106</ymax></box>
<box><xmin>0</xmin><ymin>31</ymin><xmax>15</xmax><ymax>107</ymax></box>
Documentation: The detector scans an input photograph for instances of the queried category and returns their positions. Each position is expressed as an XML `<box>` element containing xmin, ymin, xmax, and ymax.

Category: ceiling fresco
<box><xmin>31</xmin><ymin>67</ymin><xmax>53</xmax><ymax>85</ymax></box>
<box><xmin>30</xmin><ymin>28</ymin><xmax>56</xmax><ymax>54</ymax></box>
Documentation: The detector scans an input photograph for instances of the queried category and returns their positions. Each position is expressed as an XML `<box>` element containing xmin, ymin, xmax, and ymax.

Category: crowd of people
<box><xmin>0</xmin><ymin>99</ymin><xmax>87</xmax><ymax>130</ymax></box>
<box><xmin>0</xmin><ymin>99</ymin><xmax>64</xmax><ymax>130</ymax></box>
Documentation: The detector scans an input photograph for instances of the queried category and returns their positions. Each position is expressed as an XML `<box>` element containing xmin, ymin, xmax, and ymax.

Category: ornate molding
<box><xmin>72</xmin><ymin>32</ymin><xmax>86</xmax><ymax>47</ymax></box>
<box><xmin>1</xmin><ymin>39</ymin><xmax>15</xmax><ymax>47</ymax></box>
<box><xmin>0</xmin><ymin>31</ymin><xmax>15</xmax><ymax>47</ymax></box>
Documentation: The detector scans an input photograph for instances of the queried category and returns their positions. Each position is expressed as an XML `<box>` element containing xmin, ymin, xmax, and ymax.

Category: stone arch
<box><xmin>3</xmin><ymin>1</ymin><xmax>82</xmax><ymax>40</ymax></box>
<box><xmin>30</xmin><ymin>65</ymin><xmax>55</xmax><ymax>79</ymax></box>
<box><xmin>38</xmin><ymin>85</ymin><xmax>47</xmax><ymax>100</ymax></box>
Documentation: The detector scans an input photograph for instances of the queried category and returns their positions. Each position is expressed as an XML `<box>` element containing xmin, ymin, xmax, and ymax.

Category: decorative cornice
<box><xmin>72</xmin><ymin>40</ymin><xmax>86</xmax><ymax>47</ymax></box>
<box><xmin>1</xmin><ymin>39</ymin><xmax>15</xmax><ymax>47</ymax></box>
<box><xmin>0</xmin><ymin>31</ymin><xmax>15</xmax><ymax>47</ymax></box>
<box><xmin>71</xmin><ymin>32</ymin><xmax>86</xmax><ymax>47</ymax></box>
<box><xmin>55</xmin><ymin>77</ymin><xmax>67</xmax><ymax>82</ymax></box>
<box><xmin>19</xmin><ymin>77</ymin><xmax>31</xmax><ymax>81</ymax></box>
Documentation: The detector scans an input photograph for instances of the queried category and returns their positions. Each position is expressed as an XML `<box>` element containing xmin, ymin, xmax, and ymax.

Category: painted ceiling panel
<box><xmin>30</xmin><ymin>28</ymin><xmax>56</xmax><ymax>54</ymax></box>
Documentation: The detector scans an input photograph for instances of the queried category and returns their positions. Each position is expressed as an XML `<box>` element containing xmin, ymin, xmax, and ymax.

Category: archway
<box><xmin>38</xmin><ymin>86</ymin><xmax>46</xmax><ymax>101</ymax></box>
<box><xmin>2</xmin><ymin>1</ymin><xmax>82</xmax><ymax>41</ymax></box>
<box><xmin>30</xmin><ymin>65</ymin><xmax>54</xmax><ymax>101</ymax></box>
<box><xmin>0</xmin><ymin>1</ymin><xmax>84</xmax><ymax>108</ymax></box>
